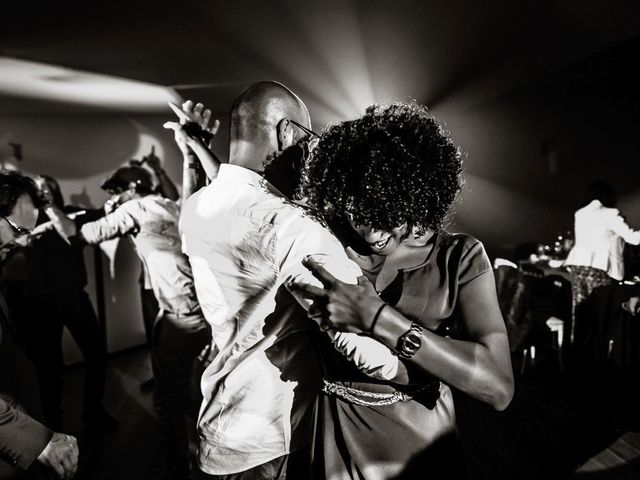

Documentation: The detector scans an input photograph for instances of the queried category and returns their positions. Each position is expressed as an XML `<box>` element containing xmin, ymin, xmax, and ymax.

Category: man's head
<box><xmin>584</xmin><ymin>181</ymin><xmax>617</xmax><ymax>208</ymax></box>
<box><xmin>229</xmin><ymin>81</ymin><xmax>312</xmax><ymax>172</ymax></box>
<box><xmin>101</xmin><ymin>166</ymin><xmax>154</xmax><ymax>206</ymax></box>
<box><xmin>0</xmin><ymin>172</ymin><xmax>42</xmax><ymax>245</ymax></box>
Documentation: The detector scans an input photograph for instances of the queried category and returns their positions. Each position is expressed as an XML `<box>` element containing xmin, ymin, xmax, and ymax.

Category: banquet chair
<box><xmin>494</xmin><ymin>264</ymin><xmax>535</xmax><ymax>374</ymax></box>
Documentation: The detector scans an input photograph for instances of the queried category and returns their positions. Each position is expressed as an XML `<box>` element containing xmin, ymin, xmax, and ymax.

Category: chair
<box><xmin>493</xmin><ymin>257</ymin><xmax>518</xmax><ymax>270</ymax></box>
<box><xmin>546</xmin><ymin>316</ymin><xmax>565</xmax><ymax>371</ymax></box>
<box><xmin>494</xmin><ymin>265</ymin><xmax>533</xmax><ymax>354</ymax></box>
<box><xmin>494</xmin><ymin>265</ymin><xmax>539</xmax><ymax>374</ymax></box>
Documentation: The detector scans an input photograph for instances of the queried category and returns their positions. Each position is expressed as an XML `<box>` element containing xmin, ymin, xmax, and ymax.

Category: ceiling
<box><xmin>2</xmin><ymin>0</ymin><xmax>640</xmax><ymax>124</ymax></box>
<box><xmin>1</xmin><ymin>0</ymin><xmax>639</xmax><ymax>253</ymax></box>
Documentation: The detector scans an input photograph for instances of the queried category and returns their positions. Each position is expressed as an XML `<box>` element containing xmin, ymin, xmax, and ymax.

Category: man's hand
<box><xmin>164</xmin><ymin>100</ymin><xmax>220</xmax><ymax>154</ymax></box>
<box><xmin>141</xmin><ymin>146</ymin><xmax>162</xmax><ymax>173</ymax></box>
<box><xmin>103</xmin><ymin>199</ymin><xmax>118</xmax><ymax>215</ymax></box>
<box><xmin>622</xmin><ymin>296</ymin><xmax>640</xmax><ymax>316</ymax></box>
<box><xmin>288</xmin><ymin>256</ymin><xmax>385</xmax><ymax>333</ymax></box>
<box><xmin>36</xmin><ymin>432</ymin><xmax>79</xmax><ymax>479</ymax></box>
<box><xmin>43</xmin><ymin>205</ymin><xmax>77</xmax><ymax>243</ymax></box>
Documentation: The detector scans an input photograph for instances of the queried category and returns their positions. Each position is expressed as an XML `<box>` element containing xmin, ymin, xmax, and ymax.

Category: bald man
<box><xmin>179</xmin><ymin>82</ymin><xmax>398</xmax><ymax>479</ymax></box>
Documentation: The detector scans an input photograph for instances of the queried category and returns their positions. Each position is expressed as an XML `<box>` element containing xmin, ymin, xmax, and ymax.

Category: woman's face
<box><xmin>347</xmin><ymin>217</ymin><xmax>408</xmax><ymax>256</ymax></box>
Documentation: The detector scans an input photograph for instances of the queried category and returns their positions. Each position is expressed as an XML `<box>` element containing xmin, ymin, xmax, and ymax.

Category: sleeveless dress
<box><xmin>312</xmin><ymin>232</ymin><xmax>492</xmax><ymax>480</ymax></box>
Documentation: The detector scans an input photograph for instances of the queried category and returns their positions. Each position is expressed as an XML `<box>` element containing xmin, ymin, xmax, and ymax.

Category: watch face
<box><xmin>399</xmin><ymin>324</ymin><xmax>423</xmax><ymax>358</ymax></box>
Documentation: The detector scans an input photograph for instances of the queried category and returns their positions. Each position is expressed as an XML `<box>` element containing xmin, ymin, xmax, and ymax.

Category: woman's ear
<box><xmin>276</xmin><ymin>118</ymin><xmax>295</xmax><ymax>152</ymax></box>
<box><xmin>127</xmin><ymin>181</ymin><xmax>138</xmax><ymax>193</ymax></box>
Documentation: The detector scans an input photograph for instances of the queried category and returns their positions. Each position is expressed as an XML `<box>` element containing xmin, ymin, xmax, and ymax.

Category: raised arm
<box><xmin>140</xmin><ymin>147</ymin><xmax>179</xmax><ymax>201</ymax></box>
<box><xmin>164</xmin><ymin>100</ymin><xmax>222</xmax><ymax>201</ymax></box>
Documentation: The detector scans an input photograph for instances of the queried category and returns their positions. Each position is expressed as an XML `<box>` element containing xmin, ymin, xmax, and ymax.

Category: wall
<box><xmin>438</xmin><ymin>36</ymin><xmax>640</xmax><ymax>260</ymax></box>
<box><xmin>0</xmin><ymin>112</ymin><xmax>187</xmax><ymax>363</ymax></box>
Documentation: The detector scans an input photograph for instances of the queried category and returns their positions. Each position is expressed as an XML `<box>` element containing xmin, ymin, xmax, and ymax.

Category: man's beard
<box><xmin>262</xmin><ymin>143</ymin><xmax>306</xmax><ymax>199</ymax></box>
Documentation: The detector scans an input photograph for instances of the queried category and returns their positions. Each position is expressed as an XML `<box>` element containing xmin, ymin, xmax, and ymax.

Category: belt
<box><xmin>322</xmin><ymin>379</ymin><xmax>440</xmax><ymax>407</ymax></box>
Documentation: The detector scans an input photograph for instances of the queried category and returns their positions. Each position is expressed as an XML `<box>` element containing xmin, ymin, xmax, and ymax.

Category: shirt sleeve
<box><xmin>0</xmin><ymin>397</ymin><xmax>52</xmax><ymax>470</ymax></box>
<box><xmin>79</xmin><ymin>202</ymin><xmax>138</xmax><ymax>244</ymax></box>
<box><xmin>276</xmin><ymin>214</ymin><xmax>362</xmax><ymax>307</ymax></box>
<box><xmin>276</xmin><ymin>213</ymin><xmax>399</xmax><ymax>379</ymax></box>
<box><xmin>609</xmin><ymin>213</ymin><xmax>640</xmax><ymax>245</ymax></box>
<box><xmin>458</xmin><ymin>237</ymin><xmax>493</xmax><ymax>287</ymax></box>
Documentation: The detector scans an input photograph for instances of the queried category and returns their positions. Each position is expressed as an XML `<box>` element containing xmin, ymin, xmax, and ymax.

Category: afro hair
<box><xmin>298</xmin><ymin>101</ymin><xmax>463</xmax><ymax>235</ymax></box>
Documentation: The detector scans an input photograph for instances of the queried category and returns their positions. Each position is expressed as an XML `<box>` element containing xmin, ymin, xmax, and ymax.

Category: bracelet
<box><xmin>369</xmin><ymin>302</ymin><xmax>387</xmax><ymax>334</ymax></box>
<box><xmin>397</xmin><ymin>322</ymin><xmax>423</xmax><ymax>359</ymax></box>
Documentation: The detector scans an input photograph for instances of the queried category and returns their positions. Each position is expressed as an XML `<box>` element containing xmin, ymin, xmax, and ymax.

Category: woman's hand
<box><xmin>288</xmin><ymin>256</ymin><xmax>385</xmax><ymax>334</ymax></box>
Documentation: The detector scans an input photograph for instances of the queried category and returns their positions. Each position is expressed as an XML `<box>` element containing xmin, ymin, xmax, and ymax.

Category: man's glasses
<box><xmin>289</xmin><ymin>119</ymin><xmax>319</xmax><ymax>139</ymax></box>
<box><xmin>2</xmin><ymin>216</ymin><xmax>31</xmax><ymax>236</ymax></box>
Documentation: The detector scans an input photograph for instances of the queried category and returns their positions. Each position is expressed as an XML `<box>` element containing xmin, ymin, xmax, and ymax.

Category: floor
<box><xmin>59</xmin><ymin>348</ymin><xmax>640</xmax><ymax>479</ymax></box>
<box><xmin>61</xmin><ymin>348</ymin><xmax>194</xmax><ymax>479</ymax></box>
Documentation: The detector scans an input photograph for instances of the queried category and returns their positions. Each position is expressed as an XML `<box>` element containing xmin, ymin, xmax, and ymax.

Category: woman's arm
<box><xmin>290</xmin><ymin>258</ymin><xmax>514</xmax><ymax>410</ymax></box>
<box><xmin>372</xmin><ymin>272</ymin><xmax>514</xmax><ymax>410</ymax></box>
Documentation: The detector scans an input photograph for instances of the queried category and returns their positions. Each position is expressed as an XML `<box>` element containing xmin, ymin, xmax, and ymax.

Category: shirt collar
<box><xmin>218</xmin><ymin>163</ymin><xmax>263</xmax><ymax>186</ymax></box>
<box><xmin>217</xmin><ymin>163</ymin><xmax>286</xmax><ymax>198</ymax></box>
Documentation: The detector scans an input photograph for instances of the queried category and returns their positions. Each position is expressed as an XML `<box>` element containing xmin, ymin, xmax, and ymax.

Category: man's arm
<box><xmin>1</xmin><ymin>396</ymin><xmax>79</xmax><ymax>479</ymax></box>
<box><xmin>0</xmin><ymin>397</ymin><xmax>50</xmax><ymax>471</ymax></box>
<box><xmin>610</xmin><ymin>213</ymin><xmax>640</xmax><ymax>245</ymax></box>
<box><xmin>278</xmin><ymin>218</ymin><xmax>401</xmax><ymax>381</ymax></box>
<box><xmin>44</xmin><ymin>202</ymin><xmax>137</xmax><ymax>245</ymax></box>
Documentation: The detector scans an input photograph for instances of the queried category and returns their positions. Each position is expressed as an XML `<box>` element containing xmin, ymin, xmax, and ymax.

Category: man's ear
<box><xmin>276</xmin><ymin>118</ymin><xmax>294</xmax><ymax>152</ymax></box>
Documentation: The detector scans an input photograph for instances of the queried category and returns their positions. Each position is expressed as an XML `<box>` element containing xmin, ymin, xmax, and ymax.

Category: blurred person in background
<box><xmin>46</xmin><ymin>165</ymin><xmax>211</xmax><ymax>479</ymax></box>
<box><xmin>565</xmin><ymin>181</ymin><xmax>640</xmax><ymax>339</ymax></box>
<box><xmin>9</xmin><ymin>175</ymin><xmax>117</xmax><ymax>434</ymax></box>
<box><xmin>0</xmin><ymin>171</ymin><xmax>79</xmax><ymax>479</ymax></box>
<box><xmin>130</xmin><ymin>149</ymin><xmax>181</xmax><ymax>393</ymax></box>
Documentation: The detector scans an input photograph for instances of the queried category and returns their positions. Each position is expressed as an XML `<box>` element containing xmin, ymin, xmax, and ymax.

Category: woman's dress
<box><xmin>312</xmin><ymin>232</ymin><xmax>492</xmax><ymax>480</ymax></box>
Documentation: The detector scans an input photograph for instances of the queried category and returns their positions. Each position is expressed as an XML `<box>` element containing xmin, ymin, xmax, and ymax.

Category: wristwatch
<box><xmin>397</xmin><ymin>322</ymin><xmax>423</xmax><ymax>359</ymax></box>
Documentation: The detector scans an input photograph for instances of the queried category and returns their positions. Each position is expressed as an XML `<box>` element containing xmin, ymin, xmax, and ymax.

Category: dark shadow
<box><xmin>391</xmin><ymin>430</ymin><xmax>466</xmax><ymax>479</ymax></box>
<box><xmin>572</xmin><ymin>462</ymin><xmax>640</xmax><ymax>479</ymax></box>
<box><xmin>263</xmin><ymin>286</ymin><xmax>324</xmax><ymax>455</ymax></box>
<box><xmin>454</xmin><ymin>363</ymin><xmax>624</xmax><ymax>480</ymax></box>
<box><xmin>62</xmin><ymin>350</ymin><xmax>165</xmax><ymax>479</ymax></box>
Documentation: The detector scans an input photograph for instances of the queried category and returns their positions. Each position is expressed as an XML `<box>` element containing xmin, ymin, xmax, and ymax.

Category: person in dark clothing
<box><xmin>10</xmin><ymin>175</ymin><xmax>117</xmax><ymax>433</ymax></box>
<box><xmin>0</xmin><ymin>171</ymin><xmax>79</xmax><ymax>479</ymax></box>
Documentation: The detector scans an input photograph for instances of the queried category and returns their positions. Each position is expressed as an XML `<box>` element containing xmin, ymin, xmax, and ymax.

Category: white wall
<box><xmin>0</xmin><ymin>112</ymin><xmax>186</xmax><ymax>363</ymax></box>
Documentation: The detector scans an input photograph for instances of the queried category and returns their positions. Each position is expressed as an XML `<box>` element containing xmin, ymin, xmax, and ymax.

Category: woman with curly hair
<box><xmin>290</xmin><ymin>102</ymin><xmax>514</xmax><ymax>479</ymax></box>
